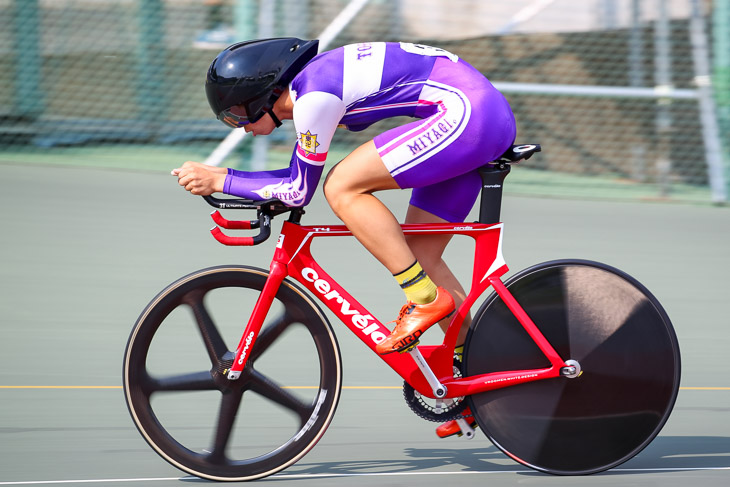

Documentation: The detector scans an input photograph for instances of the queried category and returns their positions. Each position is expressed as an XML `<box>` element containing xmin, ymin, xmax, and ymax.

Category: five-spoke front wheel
<box><xmin>123</xmin><ymin>266</ymin><xmax>342</xmax><ymax>481</ymax></box>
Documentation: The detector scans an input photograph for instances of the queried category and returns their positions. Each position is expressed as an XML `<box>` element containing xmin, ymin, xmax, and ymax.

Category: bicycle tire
<box><xmin>123</xmin><ymin>265</ymin><xmax>342</xmax><ymax>481</ymax></box>
<box><xmin>464</xmin><ymin>259</ymin><xmax>680</xmax><ymax>475</ymax></box>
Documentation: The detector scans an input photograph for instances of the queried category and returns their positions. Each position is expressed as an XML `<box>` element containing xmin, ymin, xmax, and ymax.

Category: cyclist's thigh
<box><xmin>324</xmin><ymin>140</ymin><xmax>399</xmax><ymax>195</ymax></box>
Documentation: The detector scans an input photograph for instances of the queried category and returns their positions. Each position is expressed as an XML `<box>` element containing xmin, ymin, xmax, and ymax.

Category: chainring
<box><xmin>402</xmin><ymin>358</ymin><xmax>468</xmax><ymax>422</ymax></box>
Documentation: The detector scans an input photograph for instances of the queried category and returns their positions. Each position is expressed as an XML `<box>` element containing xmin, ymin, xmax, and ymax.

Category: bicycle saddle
<box><xmin>496</xmin><ymin>144</ymin><xmax>541</xmax><ymax>163</ymax></box>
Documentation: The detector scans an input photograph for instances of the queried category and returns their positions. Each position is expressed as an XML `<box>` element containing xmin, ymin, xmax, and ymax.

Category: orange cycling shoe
<box><xmin>436</xmin><ymin>407</ymin><xmax>478</xmax><ymax>438</ymax></box>
<box><xmin>376</xmin><ymin>287</ymin><xmax>455</xmax><ymax>355</ymax></box>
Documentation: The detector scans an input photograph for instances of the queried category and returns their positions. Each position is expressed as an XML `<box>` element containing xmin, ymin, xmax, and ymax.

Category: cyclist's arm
<box><xmin>223</xmin><ymin>153</ymin><xmax>322</xmax><ymax>206</ymax></box>
<box><xmin>223</xmin><ymin>91</ymin><xmax>345</xmax><ymax>206</ymax></box>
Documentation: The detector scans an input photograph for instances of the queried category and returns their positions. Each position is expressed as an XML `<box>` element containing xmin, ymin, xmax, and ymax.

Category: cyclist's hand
<box><xmin>172</xmin><ymin>161</ymin><xmax>227</xmax><ymax>196</ymax></box>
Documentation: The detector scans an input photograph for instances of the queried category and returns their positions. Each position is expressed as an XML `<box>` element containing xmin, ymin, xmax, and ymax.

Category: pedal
<box><xmin>399</xmin><ymin>340</ymin><xmax>420</xmax><ymax>354</ymax></box>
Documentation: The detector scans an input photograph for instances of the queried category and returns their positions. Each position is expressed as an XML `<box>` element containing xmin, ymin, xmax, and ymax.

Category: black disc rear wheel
<box><xmin>123</xmin><ymin>266</ymin><xmax>341</xmax><ymax>481</ymax></box>
<box><xmin>465</xmin><ymin>260</ymin><xmax>680</xmax><ymax>475</ymax></box>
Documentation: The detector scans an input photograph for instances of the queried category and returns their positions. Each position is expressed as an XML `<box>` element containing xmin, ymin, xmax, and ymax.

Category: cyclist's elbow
<box><xmin>281</xmin><ymin>188</ymin><xmax>314</xmax><ymax>208</ymax></box>
<box><xmin>298</xmin><ymin>190</ymin><xmax>316</xmax><ymax>208</ymax></box>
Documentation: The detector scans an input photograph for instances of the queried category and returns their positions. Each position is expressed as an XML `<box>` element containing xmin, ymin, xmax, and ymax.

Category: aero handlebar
<box><xmin>203</xmin><ymin>195</ymin><xmax>295</xmax><ymax>246</ymax></box>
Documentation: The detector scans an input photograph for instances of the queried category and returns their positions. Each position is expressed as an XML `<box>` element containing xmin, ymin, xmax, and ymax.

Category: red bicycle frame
<box><xmin>213</xmin><ymin>211</ymin><xmax>569</xmax><ymax>399</ymax></box>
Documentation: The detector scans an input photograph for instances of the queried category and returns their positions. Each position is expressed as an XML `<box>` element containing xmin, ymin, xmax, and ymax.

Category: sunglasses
<box><xmin>218</xmin><ymin>106</ymin><xmax>283</xmax><ymax>129</ymax></box>
<box><xmin>218</xmin><ymin>104</ymin><xmax>255</xmax><ymax>128</ymax></box>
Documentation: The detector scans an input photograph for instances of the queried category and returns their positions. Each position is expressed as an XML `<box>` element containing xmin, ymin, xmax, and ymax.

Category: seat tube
<box><xmin>478</xmin><ymin>164</ymin><xmax>511</xmax><ymax>224</ymax></box>
<box><xmin>226</xmin><ymin>260</ymin><xmax>288</xmax><ymax>380</ymax></box>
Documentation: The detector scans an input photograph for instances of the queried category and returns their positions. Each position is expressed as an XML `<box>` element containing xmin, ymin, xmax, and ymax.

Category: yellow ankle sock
<box><xmin>394</xmin><ymin>261</ymin><xmax>437</xmax><ymax>305</ymax></box>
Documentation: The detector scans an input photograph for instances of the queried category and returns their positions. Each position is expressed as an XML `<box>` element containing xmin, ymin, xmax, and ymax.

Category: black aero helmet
<box><xmin>206</xmin><ymin>37</ymin><xmax>319</xmax><ymax>128</ymax></box>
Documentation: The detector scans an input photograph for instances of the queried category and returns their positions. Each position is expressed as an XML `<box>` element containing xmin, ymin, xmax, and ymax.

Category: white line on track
<box><xmin>0</xmin><ymin>479</ymin><xmax>183</xmax><ymax>485</ymax></box>
<box><xmin>2</xmin><ymin>467</ymin><xmax>730</xmax><ymax>485</ymax></box>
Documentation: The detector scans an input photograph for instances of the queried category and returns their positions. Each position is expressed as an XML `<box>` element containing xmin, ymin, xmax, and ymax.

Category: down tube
<box><xmin>287</xmin><ymin>259</ymin><xmax>428</xmax><ymax>385</ymax></box>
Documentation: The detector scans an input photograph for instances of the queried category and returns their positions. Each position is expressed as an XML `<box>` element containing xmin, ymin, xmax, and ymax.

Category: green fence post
<box><xmin>136</xmin><ymin>0</ymin><xmax>166</xmax><ymax>134</ymax></box>
<box><xmin>715</xmin><ymin>0</ymin><xmax>730</xmax><ymax>198</ymax></box>
<box><xmin>11</xmin><ymin>0</ymin><xmax>43</xmax><ymax>120</ymax></box>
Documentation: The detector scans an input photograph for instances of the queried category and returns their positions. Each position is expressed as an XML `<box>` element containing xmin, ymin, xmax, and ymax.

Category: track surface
<box><xmin>1</xmin><ymin>163</ymin><xmax>729</xmax><ymax>486</ymax></box>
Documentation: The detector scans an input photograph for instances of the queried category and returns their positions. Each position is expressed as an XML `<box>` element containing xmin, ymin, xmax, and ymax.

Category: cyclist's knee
<box><xmin>323</xmin><ymin>169</ymin><xmax>344</xmax><ymax>211</ymax></box>
<box><xmin>323</xmin><ymin>169</ymin><xmax>358</xmax><ymax>220</ymax></box>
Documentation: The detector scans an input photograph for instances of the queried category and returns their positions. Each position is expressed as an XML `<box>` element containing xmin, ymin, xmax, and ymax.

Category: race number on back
<box><xmin>399</xmin><ymin>42</ymin><xmax>459</xmax><ymax>63</ymax></box>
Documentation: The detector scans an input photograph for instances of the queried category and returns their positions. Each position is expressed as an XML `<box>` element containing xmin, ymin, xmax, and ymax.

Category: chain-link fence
<box><xmin>1</xmin><ymin>0</ymin><xmax>728</xmax><ymax>203</ymax></box>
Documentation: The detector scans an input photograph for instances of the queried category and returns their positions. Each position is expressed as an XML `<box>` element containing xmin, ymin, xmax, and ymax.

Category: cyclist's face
<box><xmin>239</xmin><ymin>110</ymin><xmax>275</xmax><ymax>136</ymax></box>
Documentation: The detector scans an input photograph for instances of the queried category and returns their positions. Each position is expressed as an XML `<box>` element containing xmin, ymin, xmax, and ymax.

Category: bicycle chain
<box><xmin>402</xmin><ymin>357</ymin><xmax>471</xmax><ymax>422</ymax></box>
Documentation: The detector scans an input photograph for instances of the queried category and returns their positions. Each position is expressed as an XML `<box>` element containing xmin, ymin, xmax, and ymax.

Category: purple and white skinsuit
<box><xmin>223</xmin><ymin>42</ymin><xmax>516</xmax><ymax>222</ymax></box>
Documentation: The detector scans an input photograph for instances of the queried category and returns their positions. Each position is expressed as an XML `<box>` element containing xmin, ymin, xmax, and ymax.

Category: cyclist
<box><xmin>173</xmin><ymin>38</ymin><xmax>516</xmax><ymax>436</ymax></box>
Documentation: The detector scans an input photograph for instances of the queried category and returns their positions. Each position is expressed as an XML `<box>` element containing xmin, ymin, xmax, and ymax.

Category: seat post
<box><xmin>477</xmin><ymin>163</ymin><xmax>511</xmax><ymax>224</ymax></box>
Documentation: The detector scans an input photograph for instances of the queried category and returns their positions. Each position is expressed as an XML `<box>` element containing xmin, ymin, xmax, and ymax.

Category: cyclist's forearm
<box><xmin>227</xmin><ymin>167</ymin><xmax>290</xmax><ymax>179</ymax></box>
<box><xmin>224</xmin><ymin>163</ymin><xmax>323</xmax><ymax>206</ymax></box>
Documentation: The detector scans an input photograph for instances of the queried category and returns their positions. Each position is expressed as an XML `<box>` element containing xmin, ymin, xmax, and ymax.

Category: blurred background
<box><xmin>1</xmin><ymin>4</ymin><xmax>729</xmax><ymax>483</ymax></box>
<box><xmin>0</xmin><ymin>0</ymin><xmax>728</xmax><ymax>204</ymax></box>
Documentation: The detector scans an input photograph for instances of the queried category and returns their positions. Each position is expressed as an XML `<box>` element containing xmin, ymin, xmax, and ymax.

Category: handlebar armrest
<box><xmin>203</xmin><ymin>195</ymin><xmax>289</xmax><ymax>212</ymax></box>
<box><xmin>203</xmin><ymin>195</ymin><xmax>258</xmax><ymax>210</ymax></box>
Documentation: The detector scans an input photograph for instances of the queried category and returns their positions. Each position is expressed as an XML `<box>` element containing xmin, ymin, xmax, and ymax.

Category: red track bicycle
<box><xmin>123</xmin><ymin>144</ymin><xmax>680</xmax><ymax>481</ymax></box>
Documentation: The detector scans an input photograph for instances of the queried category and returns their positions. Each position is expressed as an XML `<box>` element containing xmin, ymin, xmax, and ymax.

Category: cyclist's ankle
<box><xmin>394</xmin><ymin>261</ymin><xmax>437</xmax><ymax>304</ymax></box>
